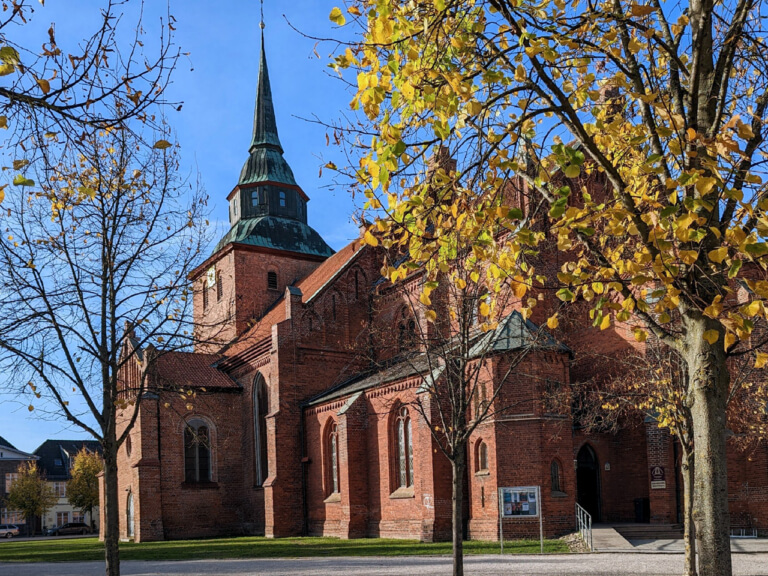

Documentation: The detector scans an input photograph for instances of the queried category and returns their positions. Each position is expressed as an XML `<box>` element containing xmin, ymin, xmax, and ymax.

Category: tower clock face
<box><xmin>206</xmin><ymin>267</ymin><xmax>216</xmax><ymax>288</ymax></box>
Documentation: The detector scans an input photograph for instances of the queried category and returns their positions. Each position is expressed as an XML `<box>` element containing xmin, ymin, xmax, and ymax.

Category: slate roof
<box><xmin>213</xmin><ymin>216</ymin><xmax>334</xmax><ymax>257</ymax></box>
<box><xmin>304</xmin><ymin>310</ymin><xmax>570</xmax><ymax>407</ymax></box>
<box><xmin>154</xmin><ymin>351</ymin><xmax>238</xmax><ymax>390</ymax></box>
<box><xmin>33</xmin><ymin>440</ymin><xmax>102</xmax><ymax>481</ymax></box>
<box><xmin>0</xmin><ymin>436</ymin><xmax>16</xmax><ymax>450</ymax></box>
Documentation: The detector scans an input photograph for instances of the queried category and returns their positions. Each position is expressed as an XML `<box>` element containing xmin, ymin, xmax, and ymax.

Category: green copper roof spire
<box><xmin>249</xmin><ymin>30</ymin><xmax>283</xmax><ymax>153</ymax></box>
<box><xmin>239</xmin><ymin>25</ymin><xmax>298</xmax><ymax>187</ymax></box>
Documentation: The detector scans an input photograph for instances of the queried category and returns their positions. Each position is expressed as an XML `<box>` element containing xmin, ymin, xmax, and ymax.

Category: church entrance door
<box><xmin>576</xmin><ymin>444</ymin><xmax>601</xmax><ymax>521</ymax></box>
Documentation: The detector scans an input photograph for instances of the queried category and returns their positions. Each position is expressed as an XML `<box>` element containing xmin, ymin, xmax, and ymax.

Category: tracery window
<box><xmin>184</xmin><ymin>419</ymin><xmax>212</xmax><ymax>483</ymax></box>
<box><xmin>394</xmin><ymin>406</ymin><xmax>414</xmax><ymax>489</ymax></box>
<box><xmin>254</xmin><ymin>375</ymin><xmax>269</xmax><ymax>486</ymax></box>
<box><xmin>327</xmin><ymin>421</ymin><xmax>339</xmax><ymax>495</ymax></box>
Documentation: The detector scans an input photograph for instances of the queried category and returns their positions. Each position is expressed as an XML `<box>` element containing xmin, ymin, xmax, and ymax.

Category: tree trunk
<box><xmin>451</xmin><ymin>448</ymin><xmax>465</xmax><ymax>576</ymax></box>
<box><xmin>686</xmin><ymin>321</ymin><xmax>731</xmax><ymax>576</ymax></box>
<box><xmin>103</xmin><ymin>441</ymin><xmax>120</xmax><ymax>576</ymax></box>
<box><xmin>682</xmin><ymin>450</ymin><xmax>698</xmax><ymax>576</ymax></box>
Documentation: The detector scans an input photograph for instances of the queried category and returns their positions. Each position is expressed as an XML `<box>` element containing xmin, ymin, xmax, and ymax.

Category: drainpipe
<box><xmin>300</xmin><ymin>405</ymin><xmax>309</xmax><ymax>536</ymax></box>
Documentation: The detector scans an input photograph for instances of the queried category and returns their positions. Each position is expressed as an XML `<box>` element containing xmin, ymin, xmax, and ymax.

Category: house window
<box><xmin>72</xmin><ymin>511</ymin><xmax>84</xmax><ymax>524</ymax></box>
<box><xmin>52</xmin><ymin>482</ymin><xmax>67</xmax><ymax>498</ymax></box>
<box><xmin>279</xmin><ymin>191</ymin><xmax>286</xmax><ymax>207</ymax></box>
<box><xmin>327</xmin><ymin>421</ymin><xmax>339</xmax><ymax>495</ymax></box>
<box><xmin>56</xmin><ymin>511</ymin><xmax>69</xmax><ymax>526</ymax></box>
<box><xmin>202</xmin><ymin>280</ymin><xmax>209</xmax><ymax>311</ymax></box>
<box><xmin>254</xmin><ymin>374</ymin><xmax>269</xmax><ymax>486</ymax></box>
<box><xmin>216</xmin><ymin>272</ymin><xmax>223</xmax><ymax>302</ymax></box>
<box><xmin>551</xmin><ymin>460</ymin><xmax>562</xmax><ymax>492</ymax></box>
<box><xmin>4</xmin><ymin>473</ymin><xmax>18</xmax><ymax>493</ymax></box>
<box><xmin>251</xmin><ymin>190</ymin><xmax>259</xmax><ymax>207</ymax></box>
<box><xmin>394</xmin><ymin>406</ymin><xmax>414</xmax><ymax>489</ymax></box>
<box><xmin>184</xmin><ymin>420</ymin><xmax>212</xmax><ymax>483</ymax></box>
<box><xmin>476</xmin><ymin>440</ymin><xmax>489</xmax><ymax>472</ymax></box>
<box><xmin>0</xmin><ymin>509</ymin><xmax>22</xmax><ymax>523</ymax></box>
<box><xmin>267</xmin><ymin>271</ymin><xmax>278</xmax><ymax>291</ymax></box>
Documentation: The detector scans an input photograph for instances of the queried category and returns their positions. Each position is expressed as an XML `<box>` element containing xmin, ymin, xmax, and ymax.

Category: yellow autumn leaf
<box><xmin>153</xmin><ymin>139</ymin><xmax>172</xmax><ymax>150</ymax></box>
<box><xmin>696</xmin><ymin>177</ymin><xmax>717</xmax><ymax>196</ymax></box>
<box><xmin>425</xmin><ymin>309</ymin><xmax>437</xmax><ymax>322</ymax></box>
<box><xmin>479</xmin><ymin>301</ymin><xmax>490</xmax><ymax>317</ymax></box>
<box><xmin>703</xmin><ymin>330</ymin><xmax>719</xmax><ymax>344</ymax></box>
<box><xmin>347</xmin><ymin>5</ymin><xmax>361</xmax><ymax>16</ymax></box>
<box><xmin>599</xmin><ymin>314</ymin><xmax>611</xmax><ymax>330</ymax></box>
<box><xmin>512</xmin><ymin>276</ymin><xmax>527</xmax><ymax>298</ymax></box>
<box><xmin>679</xmin><ymin>250</ymin><xmax>698</xmax><ymax>265</ymax></box>
<box><xmin>630</xmin><ymin>4</ymin><xmax>656</xmax><ymax>16</ymax></box>
<box><xmin>708</xmin><ymin>247</ymin><xmax>728</xmax><ymax>264</ymax></box>
<box><xmin>755</xmin><ymin>352</ymin><xmax>768</xmax><ymax>369</ymax></box>
<box><xmin>420</xmin><ymin>292</ymin><xmax>432</xmax><ymax>306</ymax></box>
<box><xmin>329</xmin><ymin>7</ymin><xmax>346</xmax><ymax>25</ymax></box>
<box><xmin>515</xmin><ymin>64</ymin><xmax>526</xmax><ymax>82</ymax></box>
<box><xmin>363</xmin><ymin>229</ymin><xmax>379</xmax><ymax>247</ymax></box>
<box><xmin>633</xmin><ymin>328</ymin><xmax>647</xmax><ymax>342</ymax></box>
<box><xmin>547</xmin><ymin>314</ymin><xmax>559</xmax><ymax>329</ymax></box>
<box><xmin>36</xmin><ymin>78</ymin><xmax>50</xmax><ymax>94</ymax></box>
<box><xmin>724</xmin><ymin>332</ymin><xmax>737</xmax><ymax>350</ymax></box>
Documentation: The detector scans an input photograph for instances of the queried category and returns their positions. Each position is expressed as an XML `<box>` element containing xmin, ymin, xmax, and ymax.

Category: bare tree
<box><xmin>0</xmin><ymin>124</ymin><xmax>207</xmax><ymax>576</ymax></box>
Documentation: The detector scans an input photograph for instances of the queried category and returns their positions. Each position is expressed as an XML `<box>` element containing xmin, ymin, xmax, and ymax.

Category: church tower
<box><xmin>191</xmin><ymin>31</ymin><xmax>334</xmax><ymax>351</ymax></box>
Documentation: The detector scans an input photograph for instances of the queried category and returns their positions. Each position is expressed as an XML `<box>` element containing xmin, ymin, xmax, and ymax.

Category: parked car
<box><xmin>46</xmin><ymin>522</ymin><xmax>91</xmax><ymax>536</ymax></box>
<box><xmin>0</xmin><ymin>524</ymin><xmax>20</xmax><ymax>538</ymax></box>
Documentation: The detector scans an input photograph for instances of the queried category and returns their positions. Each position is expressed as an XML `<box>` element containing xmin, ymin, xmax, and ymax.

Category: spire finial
<box><xmin>260</xmin><ymin>0</ymin><xmax>265</xmax><ymax>29</ymax></box>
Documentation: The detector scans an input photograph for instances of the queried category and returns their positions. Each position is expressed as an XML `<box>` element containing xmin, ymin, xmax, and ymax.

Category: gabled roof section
<box><xmin>154</xmin><ymin>351</ymin><xmax>239</xmax><ymax>390</ymax></box>
<box><xmin>33</xmin><ymin>440</ymin><xmax>102</xmax><ymax>481</ymax></box>
<box><xmin>220</xmin><ymin>239</ymin><xmax>366</xmax><ymax>360</ymax></box>
<box><xmin>0</xmin><ymin>435</ymin><xmax>17</xmax><ymax>450</ymax></box>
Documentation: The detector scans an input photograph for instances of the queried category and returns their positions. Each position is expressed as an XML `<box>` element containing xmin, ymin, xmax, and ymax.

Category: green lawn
<box><xmin>0</xmin><ymin>536</ymin><xmax>568</xmax><ymax>563</ymax></box>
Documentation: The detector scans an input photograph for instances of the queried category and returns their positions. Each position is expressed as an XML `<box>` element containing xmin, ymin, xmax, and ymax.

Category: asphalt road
<box><xmin>2</xmin><ymin>554</ymin><xmax>768</xmax><ymax>576</ymax></box>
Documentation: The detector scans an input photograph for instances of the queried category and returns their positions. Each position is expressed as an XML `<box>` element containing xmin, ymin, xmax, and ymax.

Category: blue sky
<box><xmin>0</xmin><ymin>1</ymin><xmax>359</xmax><ymax>452</ymax></box>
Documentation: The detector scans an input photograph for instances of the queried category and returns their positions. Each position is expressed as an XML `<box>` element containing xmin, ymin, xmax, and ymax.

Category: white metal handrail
<box><xmin>575</xmin><ymin>502</ymin><xmax>593</xmax><ymax>551</ymax></box>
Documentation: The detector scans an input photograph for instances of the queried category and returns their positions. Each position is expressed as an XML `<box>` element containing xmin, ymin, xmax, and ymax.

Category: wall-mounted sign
<box><xmin>499</xmin><ymin>486</ymin><xmax>539</xmax><ymax>517</ymax></box>
<box><xmin>650</xmin><ymin>466</ymin><xmax>666</xmax><ymax>489</ymax></box>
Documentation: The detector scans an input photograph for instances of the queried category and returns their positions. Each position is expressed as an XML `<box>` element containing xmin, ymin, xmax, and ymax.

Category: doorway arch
<box><xmin>576</xmin><ymin>444</ymin><xmax>601</xmax><ymax>521</ymax></box>
<box><xmin>126</xmin><ymin>492</ymin><xmax>135</xmax><ymax>539</ymax></box>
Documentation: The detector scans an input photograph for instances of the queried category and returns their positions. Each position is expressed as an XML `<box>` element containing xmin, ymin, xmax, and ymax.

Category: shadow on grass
<box><xmin>0</xmin><ymin>536</ymin><xmax>568</xmax><ymax>563</ymax></box>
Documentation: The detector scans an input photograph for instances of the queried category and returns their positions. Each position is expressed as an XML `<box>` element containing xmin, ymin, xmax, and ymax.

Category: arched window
<box><xmin>326</xmin><ymin>421</ymin><xmax>339</xmax><ymax>495</ymax></box>
<box><xmin>476</xmin><ymin>440</ymin><xmax>489</xmax><ymax>472</ymax></box>
<box><xmin>202</xmin><ymin>280</ymin><xmax>209</xmax><ymax>311</ymax></box>
<box><xmin>394</xmin><ymin>406</ymin><xmax>414</xmax><ymax>489</ymax></box>
<box><xmin>254</xmin><ymin>375</ymin><xmax>269</xmax><ymax>486</ymax></box>
<box><xmin>551</xmin><ymin>460</ymin><xmax>562</xmax><ymax>492</ymax></box>
<box><xmin>184</xmin><ymin>420</ymin><xmax>211</xmax><ymax>483</ymax></box>
<box><xmin>216</xmin><ymin>272</ymin><xmax>223</xmax><ymax>302</ymax></box>
<box><xmin>267</xmin><ymin>271</ymin><xmax>278</xmax><ymax>291</ymax></box>
<box><xmin>398</xmin><ymin>312</ymin><xmax>417</xmax><ymax>352</ymax></box>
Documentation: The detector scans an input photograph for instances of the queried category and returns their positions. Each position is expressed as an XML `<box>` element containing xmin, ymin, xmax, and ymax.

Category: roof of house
<box><xmin>213</xmin><ymin>216</ymin><xmax>334</xmax><ymax>257</ymax></box>
<box><xmin>0</xmin><ymin>436</ymin><xmax>16</xmax><ymax>450</ymax></box>
<box><xmin>33</xmin><ymin>440</ymin><xmax>102</xmax><ymax>481</ymax></box>
<box><xmin>154</xmin><ymin>351</ymin><xmax>239</xmax><ymax>390</ymax></box>
<box><xmin>304</xmin><ymin>310</ymin><xmax>570</xmax><ymax>408</ymax></box>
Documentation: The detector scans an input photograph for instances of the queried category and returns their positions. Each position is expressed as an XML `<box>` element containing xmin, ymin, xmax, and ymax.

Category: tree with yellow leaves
<box><xmin>330</xmin><ymin>0</ymin><xmax>768</xmax><ymax>574</ymax></box>
<box><xmin>66</xmin><ymin>448</ymin><xmax>103</xmax><ymax>531</ymax></box>
<box><xmin>0</xmin><ymin>125</ymin><xmax>207</xmax><ymax>576</ymax></box>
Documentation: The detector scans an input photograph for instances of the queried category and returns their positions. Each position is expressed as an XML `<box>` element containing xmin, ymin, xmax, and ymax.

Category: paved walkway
<box><xmin>3</xmin><ymin>554</ymin><xmax>768</xmax><ymax>576</ymax></box>
<box><xmin>591</xmin><ymin>525</ymin><xmax>768</xmax><ymax>553</ymax></box>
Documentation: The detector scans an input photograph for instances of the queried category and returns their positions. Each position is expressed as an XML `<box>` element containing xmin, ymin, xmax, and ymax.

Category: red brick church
<box><xmin>104</xmin><ymin>34</ymin><xmax>768</xmax><ymax>543</ymax></box>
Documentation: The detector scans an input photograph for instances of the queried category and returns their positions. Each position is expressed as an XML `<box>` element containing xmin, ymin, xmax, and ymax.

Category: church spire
<box><xmin>249</xmin><ymin>28</ymin><xmax>283</xmax><ymax>153</ymax></box>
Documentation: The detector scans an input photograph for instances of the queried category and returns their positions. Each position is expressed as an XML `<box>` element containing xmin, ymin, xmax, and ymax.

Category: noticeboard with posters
<box><xmin>499</xmin><ymin>486</ymin><xmax>539</xmax><ymax>517</ymax></box>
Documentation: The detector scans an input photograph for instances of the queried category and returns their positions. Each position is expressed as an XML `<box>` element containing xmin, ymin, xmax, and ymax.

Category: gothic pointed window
<box><xmin>476</xmin><ymin>440</ymin><xmax>489</xmax><ymax>473</ymax></box>
<box><xmin>216</xmin><ymin>272</ymin><xmax>223</xmax><ymax>302</ymax></box>
<box><xmin>326</xmin><ymin>421</ymin><xmax>339</xmax><ymax>495</ymax></box>
<box><xmin>184</xmin><ymin>420</ymin><xmax>212</xmax><ymax>483</ymax></box>
<box><xmin>394</xmin><ymin>406</ymin><xmax>414</xmax><ymax>489</ymax></box>
<box><xmin>254</xmin><ymin>374</ymin><xmax>269</xmax><ymax>486</ymax></box>
<box><xmin>551</xmin><ymin>460</ymin><xmax>562</xmax><ymax>493</ymax></box>
<box><xmin>202</xmin><ymin>280</ymin><xmax>209</xmax><ymax>311</ymax></box>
